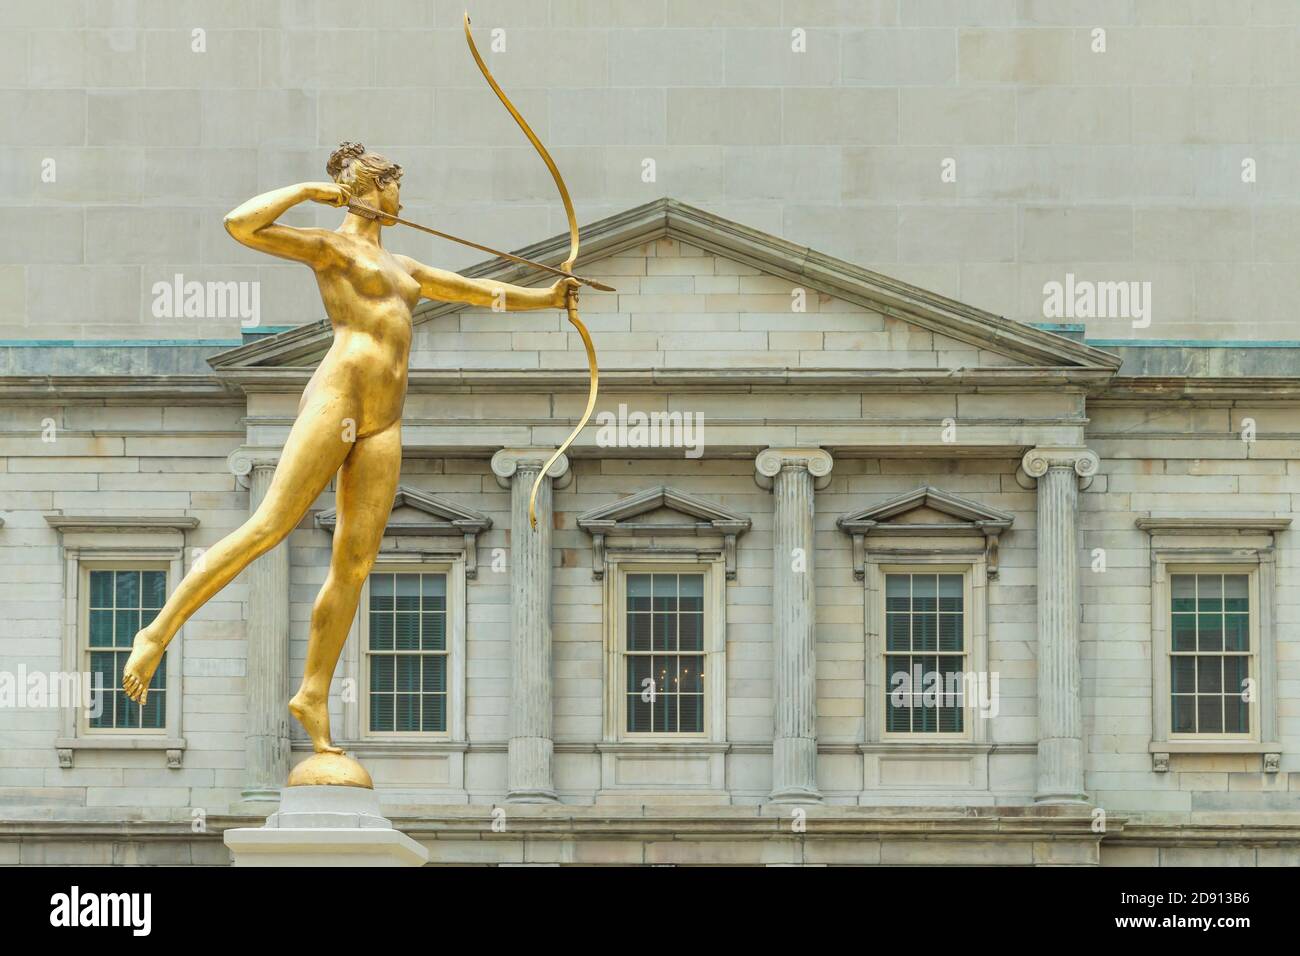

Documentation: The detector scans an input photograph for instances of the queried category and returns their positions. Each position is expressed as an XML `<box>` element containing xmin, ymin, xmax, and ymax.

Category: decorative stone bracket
<box><xmin>577</xmin><ymin>485</ymin><xmax>752</xmax><ymax>580</ymax></box>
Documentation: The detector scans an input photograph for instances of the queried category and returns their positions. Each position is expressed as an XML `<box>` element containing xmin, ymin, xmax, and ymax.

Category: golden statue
<box><xmin>122</xmin><ymin>15</ymin><xmax>603</xmax><ymax>788</ymax></box>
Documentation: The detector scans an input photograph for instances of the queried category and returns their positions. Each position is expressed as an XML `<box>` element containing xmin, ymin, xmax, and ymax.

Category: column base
<box><xmin>767</xmin><ymin>787</ymin><xmax>823</xmax><ymax>805</ymax></box>
<box><xmin>506</xmin><ymin>789</ymin><xmax>560</xmax><ymax>804</ymax></box>
<box><xmin>224</xmin><ymin>785</ymin><xmax>427</xmax><ymax>867</ymax></box>
<box><xmin>507</xmin><ymin>736</ymin><xmax>557</xmax><ymax>804</ymax></box>
<box><xmin>1033</xmin><ymin>792</ymin><xmax>1092</xmax><ymax>807</ymax></box>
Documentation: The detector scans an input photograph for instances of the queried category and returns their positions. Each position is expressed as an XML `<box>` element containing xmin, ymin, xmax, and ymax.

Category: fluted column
<box><xmin>229</xmin><ymin>447</ymin><xmax>290</xmax><ymax>801</ymax></box>
<box><xmin>1020</xmin><ymin>446</ymin><xmax>1098</xmax><ymax>806</ymax></box>
<box><xmin>756</xmin><ymin>447</ymin><xmax>833</xmax><ymax>804</ymax></box>
<box><xmin>492</xmin><ymin>448</ymin><xmax>571</xmax><ymax>803</ymax></box>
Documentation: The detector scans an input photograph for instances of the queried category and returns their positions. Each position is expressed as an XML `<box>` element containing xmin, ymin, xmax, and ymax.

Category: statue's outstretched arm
<box><xmin>224</xmin><ymin>182</ymin><xmax>346</xmax><ymax>266</ymax></box>
<box><xmin>395</xmin><ymin>254</ymin><xmax>578</xmax><ymax>311</ymax></box>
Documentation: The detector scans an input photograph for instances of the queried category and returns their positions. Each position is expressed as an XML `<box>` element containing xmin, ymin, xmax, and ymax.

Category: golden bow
<box><xmin>465</xmin><ymin>11</ymin><xmax>599</xmax><ymax>530</ymax></box>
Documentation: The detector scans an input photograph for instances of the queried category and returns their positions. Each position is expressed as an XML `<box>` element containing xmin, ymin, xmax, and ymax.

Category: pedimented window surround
<box><xmin>578</xmin><ymin>487</ymin><xmax>744</xmax><ymax>801</ymax></box>
<box><xmin>316</xmin><ymin>487</ymin><xmax>490</xmax><ymax>802</ymax></box>
<box><xmin>316</xmin><ymin>486</ymin><xmax>492</xmax><ymax>577</ymax></box>
<box><xmin>1138</xmin><ymin>515</ymin><xmax>1289</xmax><ymax>774</ymax></box>
<box><xmin>837</xmin><ymin>486</ymin><xmax>1014</xmax><ymax>580</ymax></box>
<box><xmin>838</xmin><ymin>488</ymin><xmax>1014</xmax><ymax>794</ymax></box>
<box><xmin>43</xmin><ymin>514</ymin><xmax>198</xmax><ymax>769</ymax></box>
<box><xmin>577</xmin><ymin>485</ymin><xmax>752</xmax><ymax>581</ymax></box>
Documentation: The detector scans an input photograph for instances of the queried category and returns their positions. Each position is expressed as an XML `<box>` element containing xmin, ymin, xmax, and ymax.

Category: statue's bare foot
<box><xmin>122</xmin><ymin>623</ymin><xmax>167</xmax><ymax>705</ymax></box>
<box><xmin>289</xmin><ymin>691</ymin><xmax>344</xmax><ymax>755</ymax></box>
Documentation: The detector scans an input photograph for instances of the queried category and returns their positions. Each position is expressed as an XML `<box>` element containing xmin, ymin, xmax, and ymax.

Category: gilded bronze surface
<box><xmin>121</xmin><ymin>15</ymin><xmax>601</xmax><ymax>788</ymax></box>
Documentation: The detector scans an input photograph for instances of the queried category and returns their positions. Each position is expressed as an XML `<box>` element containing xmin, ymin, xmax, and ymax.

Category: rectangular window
<box><xmin>366</xmin><ymin>571</ymin><xmax>447</xmax><ymax>734</ymax></box>
<box><xmin>86</xmin><ymin>568</ymin><xmax>167</xmax><ymax>731</ymax></box>
<box><xmin>1170</xmin><ymin>572</ymin><xmax>1252</xmax><ymax>736</ymax></box>
<box><xmin>884</xmin><ymin>571</ymin><xmax>967</xmax><ymax>735</ymax></box>
<box><xmin>625</xmin><ymin>571</ymin><xmax>705</xmax><ymax>734</ymax></box>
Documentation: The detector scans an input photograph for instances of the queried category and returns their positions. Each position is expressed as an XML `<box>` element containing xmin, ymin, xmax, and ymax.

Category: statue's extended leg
<box><xmin>122</xmin><ymin>392</ymin><xmax>358</xmax><ymax>704</ymax></box>
<box><xmin>290</xmin><ymin>419</ymin><xmax>401</xmax><ymax>753</ymax></box>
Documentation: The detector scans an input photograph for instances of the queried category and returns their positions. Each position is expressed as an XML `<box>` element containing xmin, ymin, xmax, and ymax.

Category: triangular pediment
<box><xmin>208</xmin><ymin>198</ymin><xmax>1119</xmax><ymax>376</ymax></box>
<box><xmin>315</xmin><ymin>486</ymin><xmax>491</xmax><ymax>537</ymax></box>
<box><xmin>577</xmin><ymin>485</ymin><xmax>751</xmax><ymax>535</ymax></box>
<box><xmin>837</xmin><ymin>486</ymin><xmax>1013</xmax><ymax>535</ymax></box>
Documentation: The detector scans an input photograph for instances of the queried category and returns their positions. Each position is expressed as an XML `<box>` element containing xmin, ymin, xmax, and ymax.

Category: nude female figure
<box><xmin>122</xmin><ymin>142</ymin><xmax>578</xmax><ymax>755</ymax></box>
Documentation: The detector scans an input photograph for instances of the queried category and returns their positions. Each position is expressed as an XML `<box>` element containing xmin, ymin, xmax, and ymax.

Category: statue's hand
<box><xmin>551</xmin><ymin>276</ymin><xmax>581</xmax><ymax>308</ymax></box>
<box><xmin>309</xmin><ymin>182</ymin><xmax>352</xmax><ymax>208</ymax></box>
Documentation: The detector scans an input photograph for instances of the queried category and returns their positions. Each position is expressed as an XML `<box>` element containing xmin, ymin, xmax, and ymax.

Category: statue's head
<box><xmin>327</xmin><ymin>141</ymin><xmax>403</xmax><ymax>217</ymax></box>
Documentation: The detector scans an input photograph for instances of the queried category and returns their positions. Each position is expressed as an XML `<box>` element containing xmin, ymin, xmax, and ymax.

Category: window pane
<box><xmin>679</xmin><ymin>574</ymin><xmax>703</xmax><ymax>611</ymax></box>
<box><xmin>652</xmin><ymin>574</ymin><xmax>677</xmax><ymax>613</ymax></box>
<box><xmin>626</xmin><ymin>654</ymin><xmax>651</xmax><ymax>695</ymax></box>
<box><xmin>422</xmin><ymin>609</ymin><xmax>446</xmax><ymax>652</ymax></box>
<box><xmin>89</xmin><ymin>609</ymin><xmax>114</xmax><ymax>647</ymax></box>
<box><xmin>1170</xmin><ymin>574</ymin><xmax>1195</xmax><ymax>612</ymax></box>
<box><xmin>938</xmin><ymin>614</ymin><xmax>962</xmax><ymax>652</ymax></box>
<box><xmin>912</xmin><ymin>612</ymin><xmax>937</xmax><ymax>652</ymax></box>
<box><xmin>370</xmin><ymin>694</ymin><xmax>393</xmax><ymax>733</ymax></box>
<box><xmin>1196</xmin><ymin>614</ymin><xmax>1222</xmax><ymax>652</ymax></box>
<box><xmin>370</xmin><ymin>655</ymin><xmax>393</xmax><ymax>693</ymax></box>
<box><xmin>912</xmin><ymin>574</ymin><xmax>936</xmax><ymax>612</ymax></box>
<box><xmin>1171</xmin><ymin>656</ymin><xmax>1196</xmax><ymax>694</ymax></box>
<box><xmin>422</xmin><ymin>694</ymin><xmax>446</xmax><ymax>733</ymax></box>
<box><xmin>422</xmin><ymin>655</ymin><xmax>447</xmax><ymax>694</ymax></box>
<box><xmin>1223</xmin><ymin>614</ymin><xmax>1249</xmax><ymax>652</ymax></box>
<box><xmin>627</xmin><ymin>693</ymin><xmax>651</xmax><ymax>733</ymax></box>
<box><xmin>1223</xmin><ymin>575</ymin><xmax>1248</xmax><ymax>612</ymax></box>
<box><xmin>938</xmin><ymin>574</ymin><xmax>962</xmax><ymax>612</ymax></box>
<box><xmin>370</xmin><ymin>573</ymin><xmax>393</xmax><ymax>611</ymax></box>
<box><xmin>1197</xmin><ymin>656</ymin><xmax>1222</xmax><ymax>694</ymax></box>
<box><xmin>885</xmin><ymin>574</ymin><xmax>910</xmax><ymax>613</ymax></box>
<box><xmin>142</xmin><ymin>571</ymin><xmax>167</xmax><ymax>609</ymax></box>
<box><xmin>679</xmin><ymin>612</ymin><xmax>703</xmax><ymax>652</ymax></box>
<box><xmin>652</xmin><ymin>612</ymin><xmax>674</xmax><ymax>651</ymax></box>
<box><xmin>886</xmin><ymin>612</ymin><xmax>909</xmax><ymax>651</ymax></box>
<box><xmin>394</xmin><ymin>612</ymin><xmax>420</xmax><ymax>650</ymax></box>
<box><xmin>679</xmin><ymin>695</ymin><xmax>703</xmax><ymax>734</ymax></box>
<box><xmin>1171</xmin><ymin>614</ymin><xmax>1196</xmax><ymax>652</ymax></box>
<box><xmin>422</xmin><ymin>573</ymin><xmax>446</xmax><ymax>609</ymax></box>
<box><xmin>395</xmin><ymin>656</ymin><xmax>419</xmax><ymax>692</ymax></box>
<box><xmin>369</xmin><ymin>612</ymin><xmax>393</xmax><ymax>651</ymax></box>
<box><xmin>1224</xmin><ymin>694</ymin><xmax>1249</xmax><ymax>734</ymax></box>
<box><xmin>1222</xmin><ymin>655</ymin><xmax>1249</xmax><ymax>700</ymax></box>
<box><xmin>1197</xmin><ymin>695</ymin><xmax>1223</xmax><ymax>734</ymax></box>
<box><xmin>627</xmin><ymin>613</ymin><xmax>652</xmax><ymax>652</ymax></box>
<box><xmin>395</xmin><ymin>694</ymin><xmax>419</xmax><ymax>732</ymax></box>
<box><xmin>627</xmin><ymin>574</ymin><xmax>651</xmax><ymax>612</ymax></box>
<box><xmin>90</xmin><ymin>570</ymin><xmax>114</xmax><ymax>608</ymax></box>
<box><xmin>1197</xmin><ymin>574</ymin><xmax>1222</xmax><ymax>612</ymax></box>
<box><xmin>395</xmin><ymin>574</ymin><xmax>419</xmax><ymax>611</ymax></box>
<box><xmin>115</xmin><ymin>570</ymin><xmax>139</xmax><ymax>609</ymax></box>
<box><xmin>141</xmin><ymin>689</ymin><xmax>165</xmax><ymax>728</ymax></box>
<box><xmin>1172</xmin><ymin>696</ymin><xmax>1196</xmax><ymax>734</ymax></box>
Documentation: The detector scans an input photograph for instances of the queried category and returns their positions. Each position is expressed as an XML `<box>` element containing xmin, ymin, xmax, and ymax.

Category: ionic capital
<box><xmin>1017</xmin><ymin>446</ymin><xmax>1100</xmax><ymax>491</ymax></box>
<box><xmin>491</xmin><ymin>448</ymin><xmax>572</xmax><ymax>490</ymax></box>
<box><xmin>754</xmin><ymin>447</ymin><xmax>834</xmax><ymax>491</ymax></box>
<box><xmin>227</xmin><ymin>446</ymin><xmax>281</xmax><ymax>490</ymax></box>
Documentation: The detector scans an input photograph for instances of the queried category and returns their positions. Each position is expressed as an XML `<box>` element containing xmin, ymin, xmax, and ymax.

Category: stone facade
<box><xmin>1</xmin><ymin>204</ymin><xmax>1297</xmax><ymax>865</ymax></box>
<box><xmin>5</xmin><ymin>2</ymin><xmax>1300</xmax><ymax>345</ymax></box>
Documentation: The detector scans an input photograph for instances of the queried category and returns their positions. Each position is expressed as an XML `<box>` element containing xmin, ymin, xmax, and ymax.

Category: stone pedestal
<box><xmin>224</xmin><ymin>785</ymin><xmax>428</xmax><ymax>866</ymax></box>
<box><xmin>491</xmin><ymin>448</ymin><xmax>571</xmax><ymax>803</ymax></box>
<box><xmin>1020</xmin><ymin>446</ymin><xmax>1098</xmax><ymax>806</ymax></box>
<box><xmin>756</xmin><ymin>447</ymin><xmax>833</xmax><ymax>804</ymax></box>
